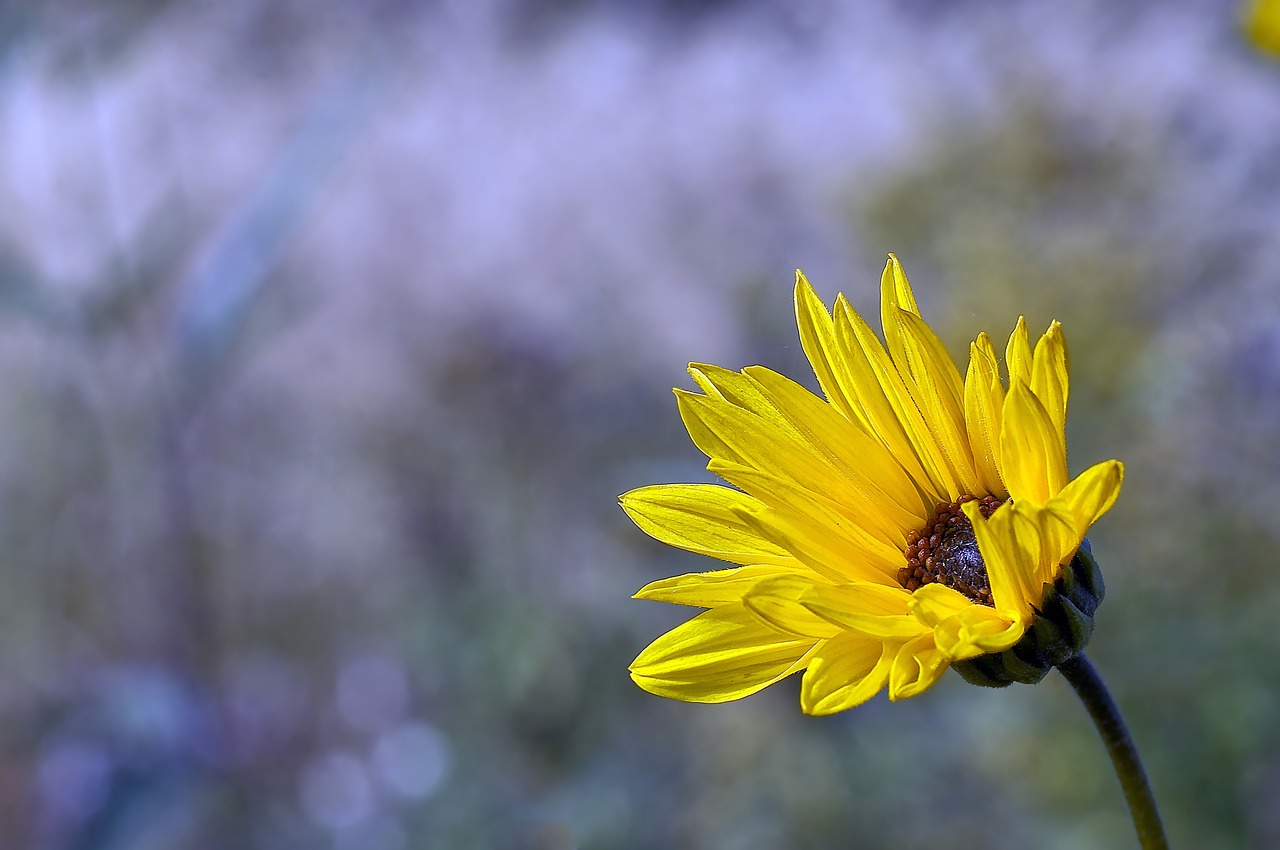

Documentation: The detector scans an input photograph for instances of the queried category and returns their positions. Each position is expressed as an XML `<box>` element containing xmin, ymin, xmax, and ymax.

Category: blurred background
<box><xmin>0</xmin><ymin>0</ymin><xmax>1278</xmax><ymax>847</ymax></box>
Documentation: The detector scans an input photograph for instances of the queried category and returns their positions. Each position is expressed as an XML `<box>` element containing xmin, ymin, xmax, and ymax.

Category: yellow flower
<box><xmin>624</xmin><ymin>256</ymin><xmax>1123</xmax><ymax>715</ymax></box>
<box><xmin>1244</xmin><ymin>0</ymin><xmax>1280</xmax><ymax>56</ymax></box>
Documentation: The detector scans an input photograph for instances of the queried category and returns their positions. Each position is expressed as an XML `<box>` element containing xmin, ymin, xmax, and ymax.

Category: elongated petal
<box><xmin>964</xmin><ymin>333</ymin><xmax>1007</xmax><ymax>496</ymax></box>
<box><xmin>1005</xmin><ymin>316</ymin><xmax>1032</xmax><ymax>389</ymax></box>
<box><xmin>888</xmin><ymin>633</ymin><xmax>949</xmax><ymax>700</ymax></box>
<box><xmin>680</xmin><ymin>392</ymin><xmax>922</xmax><ymax>540</ymax></box>
<box><xmin>907</xmin><ymin>582</ymin><xmax>973</xmax><ymax>627</ymax></box>
<box><xmin>691</xmin><ymin>363</ymin><xmax>923</xmax><ymax>526</ymax></box>
<box><xmin>931</xmin><ymin>605</ymin><xmax>1024</xmax><ymax>659</ymax></box>
<box><xmin>879</xmin><ymin>258</ymin><xmax>971</xmax><ymax>484</ymax></box>
<box><xmin>1000</xmin><ymin>382</ymin><xmax>1068</xmax><ymax>504</ymax></box>
<box><xmin>1030</xmin><ymin>322</ymin><xmax>1069</xmax><ymax>436</ymax></box>
<box><xmin>794</xmin><ymin>271</ymin><xmax>864</xmax><ymax>425</ymax></box>
<box><xmin>881</xmin><ymin>253</ymin><xmax>921</xmax><ymax>316</ymax></box>
<box><xmin>744</xmin><ymin>575</ymin><xmax>843</xmax><ymax>638</ymax></box>
<box><xmin>677</xmin><ymin>391</ymin><xmax>846</xmax><ymax>495</ymax></box>
<box><xmin>892</xmin><ymin>307</ymin><xmax>981</xmax><ymax>494</ymax></box>
<box><xmin>909</xmin><ymin>582</ymin><xmax>1023</xmax><ymax>660</ymax></box>
<box><xmin>1050</xmin><ymin>460</ymin><xmax>1124</xmax><ymax>540</ymax></box>
<box><xmin>630</xmin><ymin>605</ymin><xmax>815</xmax><ymax>702</ymax></box>
<box><xmin>963</xmin><ymin>500</ymin><xmax>1038</xmax><ymax>621</ymax></box>
<box><xmin>827</xmin><ymin>297</ymin><xmax>938</xmax><ymax>497</ymax></box>
<box><xmin>634</xmin><ymin>565</ymin><xmax>802</xmax><ymax>608</ymax></box>
<box><xmin>800</xmin><ymin>635</ymin><xmax>892</xmax><ymax>715</ymax></box>
<box><xmin>709</xmin><ymin>460</ymin><xmax>905</xmax><ymax>577</ymax></box>
<box><xmin>687</xmin><ymin>363</ymin><xmax>796</xmax><ymax>437</ymax></box>
<box><xmin>965</xmin><ymin>499</ymin><xmax>1081</xmax><ymax>620</ymax></box>
<box><xmin>743</xmin><ymin>365</ymin><xmax>930</xmax><ymax>520</ymax></box>
<box><xmin>801</xmin><ymin>582</ymin><xmax>926</xmax><ymax>639</ymax></box>
<box><xmin>836</xmin><ymin>297</ymin><xmax>958</xmax><ymax>499</ymax></box>
<box><xmin>731</xmin><ymin>504</ymin><xmax>895</xmax><ymax>586</ymax></box>
<box><xmin>620</xmin><ymin>485</ymin><xmax>795</xmax><ymax>566</ymax></box>
<box><xmin>1029</xmin><ymin>502</ymin><xmax>1081</xmax><ymax>590</ymax></box>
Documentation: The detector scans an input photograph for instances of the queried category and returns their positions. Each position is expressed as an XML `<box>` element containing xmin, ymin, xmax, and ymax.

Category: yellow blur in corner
<box><xmin>1245</xmin><ymin>0</ymin><xmax>1280</xmax><ymax>56</ymax></box>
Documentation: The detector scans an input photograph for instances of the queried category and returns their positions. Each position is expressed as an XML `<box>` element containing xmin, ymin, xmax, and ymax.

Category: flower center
<box><xmin>899</xmin><ymin>495</ymin><xmax>1006</xmax><ymax>606</ymax></box>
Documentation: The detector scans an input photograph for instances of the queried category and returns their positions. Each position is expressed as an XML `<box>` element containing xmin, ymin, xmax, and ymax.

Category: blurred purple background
<box><xmin>2</xmin><ymin>1</ymin><xmax>1279</xmax><ymax>847</ymax></box>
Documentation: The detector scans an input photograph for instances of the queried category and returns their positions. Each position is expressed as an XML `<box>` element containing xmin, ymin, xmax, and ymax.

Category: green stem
<box><xmin>1056</xmin><ymin>654</ymin><xmax>1168</xmax><ymax>850</ymax></box>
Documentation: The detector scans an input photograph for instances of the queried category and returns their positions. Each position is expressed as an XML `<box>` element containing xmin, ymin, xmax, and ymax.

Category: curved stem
<box><xmin>1057</xmin><ymin>654</ymin><xmax>1168</xmax><ymax>850</ymax></box>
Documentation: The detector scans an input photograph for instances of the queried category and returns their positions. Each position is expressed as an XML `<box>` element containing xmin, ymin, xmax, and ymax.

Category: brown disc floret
<box><xmin>898</xmin><ymin>495</ymin><xmax>1006</xmax><ymax>606</ymax></box>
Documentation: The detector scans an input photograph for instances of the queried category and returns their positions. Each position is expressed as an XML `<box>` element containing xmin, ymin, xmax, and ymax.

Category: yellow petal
<box><xmin>891</xmin><ymin>307</ymin><xmax>981</xmax><ymax>494</ymax></box>
<box><xmin>964</xmin><ymin>333</ymin><xmax>1007</xmax><ymax>497</ymax></box>
<box><xmin>687</xmin><ymin>363</ymin><xmax>791</xmax><ymax>432</ymax></box>
<box><xmin>799</xmin><ymin>635</ymin><xmax>892</xmax><ymax>715</ymax></box>
<box><xmin>1030</xmin><ymin>322</ymin><xmax>1069</xmax><ymax>436</ymax></box>
<box><xmin>931</xmin><ymin>605</ymin><xmax>1024</xmax><ymax>659</ymax></box>
<box><xmin>826</xmin><ymin>298</ymin><xmax>939</xmax><ymax>499</ymax></box>
<box><xmin>1050</xmin><ymin>460</ymin><xmax>1124</xmax><ymax>540</ymax></box>
<box><xmin>879</xmin><ymin>257</ymin><xmax>971</xmax><ymax>481</ymax></box>
<box><xmin>801</xmin><ymin>582</ymin><xmax>926</xmax><ymax>639</ymax></box>
<box><xmin>999</xmin><ymin>381</ymin><xmax>1068</xmax><ymax>504</ymax></box>
<box><xmin>1028</xmin><ymin>502</ymin><xmax>1082</xmax><ymax>590</ymax></box>
<box><xmin>634</xmin><ymin>565</ymin><xmax>803</xmax><ymax>608</ymax></box>
<box><xmin>963</xmin><ymin>500</ymin><xmax>1038</xmax><ymax>620</ymax></box>
<box><xmin>907</xmin><ymin>582</ymin><xmax>973</xmax><ymax>627</ymax></box>
<box><xmin>1005</xmin><ymin>316</ymin><xmax>1032</xmax><ymax>389</ymax></box>
<box><xmin>709</xmin><ymin>459</ymin><xmax>905</xmax><ymax>577</ymax></box>
<box><xmin>620</xmin><ymin>484</ymin><xmax>795</xmax><ymax>567</ymax></box>
<box><xmin>794</xmin><ymin>270</ymin><xmax>864</xmax><ymax>426</ymax></box>
<box><xmin>731</xmin><ymin>503</ymin><xmax>896</xmax><ymax>586</ymax></box>
<box><xmin>965</xmin><ymin>499</ymin><xmax>1080</xmax><ymax>620</ymax></box>
<box><xmin>909</xmin><ymin>583</ymin><xmax>1023</xmax><ymax>660</ymax></box>
<box><xmin>691</xmin><ymin>363</ymin><xmax>923</xmax><ymax>522</ymax></box>
<box><xmin>744</xmin><ymin>574</ymin><xmax>843</xmax><ymax>638</ymax></box>
<box><xmin>882</xmin><ymin>253</ymin><xmax>921</xmax><ymax>316</ymax></box>
<box><xmin>676</xmin><ymin>391</ymin><xmax>835</xmax><ymax>486</ymax></box>
<box><xmin>836</xmin><ymin>297</ymin><xmax>958</xmax><ymax>499</ymax></box>
<box><xmin>630</xmin><ymin>604</ymin><xmax>816</xmax><ymax>703</ymax></box>
<box><xmin>887</xmin><ymin>633</ymin><xmax>949</xmax><ymax>700</ymax></box>
<box><xmin>744</xmin><ymin>365</ymin><xmax>930</xmax><ymax>521</ymax></box>
<box><xmin>678</xmin><ymin>391</ymin><xmax>921</xmax><ymax>537</ymax></box>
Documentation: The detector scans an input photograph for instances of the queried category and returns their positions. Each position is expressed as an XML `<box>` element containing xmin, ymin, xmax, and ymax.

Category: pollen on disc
<box><xmin>898</xmin><ymin>495</ymin><xmax>1005</xmax><ymax>606</ymax></box>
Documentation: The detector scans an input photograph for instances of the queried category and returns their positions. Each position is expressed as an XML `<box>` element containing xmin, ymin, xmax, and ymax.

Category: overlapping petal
<box><xmin>964</xmin><ymin>333</ymin><xmax>1006</xmax><ymax>497</ymax></box>
<box><xmin>620</xmin><ymin>484</ymin><xmax>795</xmax><ymax>567</ymax></box>
<box><xmin>1031</xmin><ymin>321</ymin><xmax>1069</xmax><ymax>435</ymax></box>
<box><xmin>963</xmin><ymin>498</ymin><xmax>1082</xmax><ymax>622</ymax></box>
<box><xmin>709</xmin><ymin>460</ymin><xmax>905</xmax><ymax>582</ymax></box>
<box><xmin>634</xmin><ymin>565</ymin><xmax>803</xmax><ymax>608</ymax></box>
<box><xmin>837</xmin><ymin>298</ymin><xmax>961</xmax><ymax>500</ymax></box>
<box><xmin>1050</xmin><ymin>459</ymin><xmax>1124</xmax><ymax>540</ymax></box>
<box><xmin>999</xmin><ymin>382</ymin><xmax>1069</xmax><ymax>504</ymax></box>
<box><xmin>888</xmin><ymin>634</ymin><xmax>950</xmax><ymax>700</ymax></box>
<box><xmin>677</xmin><ymin>390</ymin><xmax>920</xmax><ymax>538</ymax></box>
<box><xmin>795</xmin><ymin>276</ymin><xmax>940</xmax><ymax>500</ymax></box>
<box><xmin>630</xmin><ymin>604</ymin><xmax>817</xmax><ymax>702</ymax></box>
<box><xmin>910</xmin><ymin>583</ymin><xmax>1022</xmax><ymax>659</ymax></box>
<box><xmin>743</xmin><ymin>574</ymin><xmax>845</xmax><ymax>638</ymax></box>
<box><xmin>800</xmin><ymin>636</ymin><xmax>893</xmax><ymax>715</ymax></box>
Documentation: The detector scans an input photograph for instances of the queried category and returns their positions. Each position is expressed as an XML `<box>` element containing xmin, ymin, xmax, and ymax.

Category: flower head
<box><xmin>625</xmin><ymin>256</ymin><xmax>1123</xmax><ymax>714</ymax></box>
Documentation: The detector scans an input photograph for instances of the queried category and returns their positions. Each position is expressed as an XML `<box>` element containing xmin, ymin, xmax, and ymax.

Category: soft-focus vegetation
<box><xmin>2</xmin><ymin>2</ymin><xmax>1279</xmax><ymax>848</ymax></box>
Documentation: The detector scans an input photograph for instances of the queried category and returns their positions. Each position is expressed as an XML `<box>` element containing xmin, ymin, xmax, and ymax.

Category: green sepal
<box><xmin>953</xmin><ymin>653</ymin><xmax>1015</xmax><ymax>688</ymax></box>
<box><xmin>1000</xmin><ymin>644</ymin><xmax>1053</xmax><ymax>684</ymax></box>
<box><xmin>1069</xmin><ymin>543</ymin><xmax>1105</xmax><ymax>612</ymax></box>
<box><xmin>1041</xmin><ymin>586</ymin><xmax>1094</xmax><ymax>652</ymax></box>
